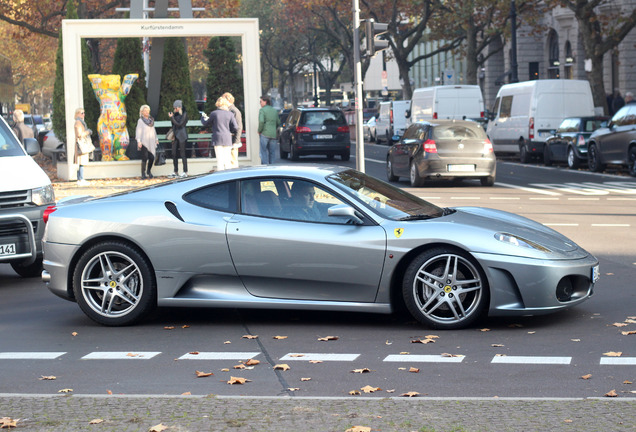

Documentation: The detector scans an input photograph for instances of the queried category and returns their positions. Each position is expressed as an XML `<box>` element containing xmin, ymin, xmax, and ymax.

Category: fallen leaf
<box><xmin>400</xmin><ymin>391</ymin><xmax>420</xmax><ymax>397</ymax></box>
<box><xmin>621</xmin><ymin>330</ymin><xmax>636</xmax><ymax>336</ymax></box>
<box><xmin>189</xmin><ymin>351</ymin><xmax>199</xmax><ymax>355</ymax></box>
<box><xmin>495</xmin><ymin>354</ymin><xmax>506</xmax><ymax>357</ymax></box>
<box><xmin>71</xmin><ymin>332</ymin><xmax>78</xmax><ymax>336</ymax></box>
<box><xmin>349</xmin><ymin>390</ymin><xmax>361</xmax><ymax>395</ymax></box>
<box><xmin>287</xmin><ymin>387</ymin><xmax>300</xmax><ymax>391</ymax></box>
<box><xmin>345</xmin><ymin>427</ymin><xmax>371</xmax><ymax>432</ymax></box>
<box><xmin>425</xmin><ymin>335</ymin><xmax>439</xmax><ymax>339</ymax></box>
<box><xmin>242</xmin><ymin>334</ymin><xmax>258</xmax><ymax>339</ymax></box>
<box><xmin>107</xmin><ymin>390</ymin><xmax>113</xmax><ymax>395</ymax></box>
<box><xmin>195</xmin><ymin>371</ymin><xmax>214</xmax><ymax>378</ymax></box>
<box><xmin>613</xmin><ymin>322</ymin><xmax>629</xmax><ymax>327</ymax></box>
<box><xmin>581</xmin><ymin>374</ymin><xmax>592</xmax><ymax>380</ymax></box>
<box><xmin>491</xmin><ymin>344</ymin><xmax>505</xmax><ymax>347</ymax></box>
<box><xmin>317</xmin><ymin>336</ymin><xmax>339</xmax><ymax>341</ymax></box>
<box><xmin>398</xmin><ymin>367</ymin><xmax>406</xmax><ymax>370</ymax></box>
<box><xmin>480</xmin><ymin>328</ymin><xmax>491</xmax><ymax>332</ymax></box>
<box><xmin>386</xmin><ymin>389</ymin><xmax>395</xmax><ymax>393</ymax></box>
<box><xmin>411</xmin><ymin>338</ymin><xmax>435</xmax><ymax>344</ymax></box>
<box><xmin>149</xmin><ymin>423</ymin><xmax>170</xmax><ymax>432</ymax></box>
<box><xmin>300</xmin><ymin>377</ymin><xmax>311</xmax><ymax>381</ymax></box>
<box><xmin>571</xmin><ymin>339</ymin><xmax>581</xmax><ymax>342</ymax></box>
<box><xmin>233</xmin><ymin>364</ymin><xmax>246</xmax><ymax>369</ymax></box>
<box><xmin>245</xmin><ymin>359</ymin><xmax>260</xmax><ymax>366</ymax></box>
<box><xmin>399</xmin><ymin>352</ymin><xmax>410</xmax><ymax>355</ymax></box>
<box><xmin>274</xmin><ymin>364</ymin><xmax>291</xmax><ymax>371</ymax></box>
<box><xmin>628</xmin><ymin>316</ymin><xmax>636</xmax><ymax>320</ymax></box>
<box><xmin>604</xmin><ymin>389</ymin><xmax>618</xmax><ymax>397</ymax></box>
<box><xmin>126</xmin><ymin>353</ymin><xmax>139</xmax><ymax>357</ymax></box>
<box><xmin>603</xmin><ymin>351</ymin><xmax>623</xmax><ymax>357</ymax></box>
<box><xmin>224</xmin><ymin>341</ymin><xmax>231</xmax><ymax>344</ymax></box>
<box><xmin>527</xmin><ymin>331</ymin><xmax>536</xmax><ymax>334</ymax></box>
<box><xmin>39</xmin><ymin>375</ymin><xmax>56</xmax><ymax>380</ymax></box>
<box><xmin>385</xmin><ymin>340</ymin><xmax>392</xmax><ymax>345</ymax></box>
<box><xmin>164</xmin><ymin>326</ymin><xmax>175</xmax><ymax>330</ymax></box>
<box><xmin>273</xmin><ymin>335</ymin><xmax>288</xmax><ymax>339</ymax></box>
<box><xmin>508</xmin><ymin>323</ymin><xmax>523</xmax><ymax>328</ymax></box>
<box><xmin>220</xmin><ymin>368</ymin><xmax>229</xmax><ymax>372</ymax></box>
<box><xmin>624</xmin><ymin>380</ymin><xmax>633</xmax><ymax>384</ymax></box>
<box><xmin>409</xmin><ymin>367</ymin><xmax>420</xmax><ymax>373</ymax></box>
<box><xmin>309</xmin><ymin>360</ymin><xmax>323</xmax><ymax>364</ymax></box>
<box><xmin>290</xmin><ymin>354</ymin><xmax>305</xmax><ymax>358</ymax></box>
<box><xmin>564</xmin><ymin>419</ymin><xmax>573</xmax><ymax>423</ymax></box>
<box><xmin>89</xmin><ymin>419</ymin><xmax>104</xmax><ymax>424</ymax></box>
<box><xmin>0</xmin><ymin>418</ymin><xmax>18</xmax><ymax>428</ymax></box>
<box><xmin>227</xmin><ymin>376</ymin><xmax>251</xmax><ymax>385</ymax></box>
<box><xmin>441</xmin><ymin>353</ymin><xmax>464</xmax><ymax>357</ymax></box>
<box><xmin>58</xmin><ymin>388</ymin><xmax>73</xmax><ymax>393</ymax></box>
<box><xmin>360</xmin><ymin>385</ymin><xmax>381</xmax><ymax>393</ymax></box>
<box><xmin>351</xmin><ymin>368</ymin><xmax>372</xmax><ymax>374</ymax></box>
<box><xmin>182</xmin><ymin>325</ymin><xmax>190</xmax><ymax>329</ymax></box>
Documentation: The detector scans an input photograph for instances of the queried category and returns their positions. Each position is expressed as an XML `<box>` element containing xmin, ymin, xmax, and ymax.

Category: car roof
<box><xmin>412</xmin><ymin>119</ymin><xmax>482</xmax><ymax>127</ymax></box>
<box><xmin>296</xmin><ymin>107</ymin><xmax>342</xmax><ymax>112</ymax></box>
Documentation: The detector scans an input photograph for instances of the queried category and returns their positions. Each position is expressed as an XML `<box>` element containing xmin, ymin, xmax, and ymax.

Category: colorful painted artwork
<box><xmin>88</xmin><ymin>73</ymin><xmax>138</xmax><ymax>161</ymax></box>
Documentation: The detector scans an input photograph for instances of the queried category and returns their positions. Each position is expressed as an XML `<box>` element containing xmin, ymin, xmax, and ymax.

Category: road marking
<box><xmin>178</xmin><ymin>352</ymin><xmax>260</xmax><ymax>360</ymax></box>
<box><xmin>530</xmin><ymin>197</ymin><xmax>560</xmax><ymax>200</ymax></box>
<box><xmin>491</xmin><ymin>356</ymin><xmax>571</xmax><ymax>365</ymax></box>
<box><xmin>82</xmin><ymin>352</ymin><xmax>161</xmax><ymax>360</ymax></box>
<box><xmin>384</xmin><ymin>354</ymin><xmax>465</xmax><ymax>363</ymax></box>
<box><xmin>497</xmin><ymin>182</ymin><xmax>561</xmax><ymax>196</ymax></box>
<box><xmin>567</xmin><ymin>197</ymin><xmax>600</xmax><ymax>201</ymax></box>
<box><xmin>591</xmin><ymin>224</ymin><xmax>630</xmax><ymax>227</ymax></box>
<box><xmin>607</xmin><ymin>197</ymin><xmax>636</xmax><ymax>201</ymax></box>
<box><xmin>450</xmin><ymin>197</ymin><xmax>480</xmax><ymax>200</ymax></box>
<box><xmin>543</xmin><ymin>223</ymin><xmax>579</xmax><ymax>227</ymax></box>
<box><xmin>531</xmin><ymin>183</ymin><xmax>607</xmax><ymax>196</ymax></box>
<box><xmin>0</xmin><ymin>352</ymin><xmax>66</xmax><ymax>360</ymax></box>
<box><xmin>489</xmin><ymin>197</ymin><xmax>520</xmax><ymax>200</ymax></box>
<box><xmin>279</xmin><ymin>353</ymin><xmax>360</xmax><ymax>362</ymax></box>
<box><xmin>600</xmin><ymin>357</ymin><xmax>636</xmax><ymax>365</ymax></box>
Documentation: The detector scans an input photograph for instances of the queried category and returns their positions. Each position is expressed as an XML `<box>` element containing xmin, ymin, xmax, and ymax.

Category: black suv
<box><xmin>587</xmin><ymin>103</ymin><xmax>636</xmax><ymax>176</ymax></box>
<box><xmin>279</xmin><ymin>108</ymin><xmax>350</xmax><ymax>161</ymax></box>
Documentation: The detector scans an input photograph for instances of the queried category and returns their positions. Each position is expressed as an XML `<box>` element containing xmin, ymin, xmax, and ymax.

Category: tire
<box><xmin>341</xmin><ymin>152</ymin><xmax>350</xmax><ymax>161</ymax></box>
<box><xmin>480</xmin><ymin>175</ymin><xmax>495</xmax><ymax>187</ymax></box>
<box><xmin>519</xmin><ymin>140</ymin><xmax>529</xmax><ymax>163</ymax></box>
<box><xmin>629</xmin><ymin>146</ymin><xmax>636</xmax><ymax>177</ymax></box>
<box><xmin>587</xmin><ymin>143</ymin><xmax>604</xmax><ymax>172</ymax></box>
<box><xmin>409</xmin><ymin>161</ymin><xmax>424</xmax><ymax>187</ymax></box>
<box><xmin>279</xmin><ymin>142</ymin><xmax>288</xmax><ymax>159</ymax></box>
<box><xmin>290</xmin><ymin>144</ymin><xmax>299</xmax><ymax>161</ymax></box>
<box><xmin>402</xmin><ymin>247</ymin><xmax>489</xmax><ymax>330</ymax></box>
<box><xmin>386</xmin><ymin>158</ymin><xmax>398</xmax><ymax>182</ymax></box>
<box><xmin>385</xmin><ymin>131</ymin><xmax>392</xmax><ymax>145</ymax></box>
<box><xmin>11</xmin><ymin>257</ymin><xmax>43</xmax><ymax>278</ymax></box>
<box><xmin>73</xmin><ymin>241</ymin><xmax>156</xmax><ymax>326</ymax></box>
<box><xmin>567</xmin><ymin>147</ymin><xmax>580</xmax><ymax>169</ymax></box>
<box><xmin>543</xmin><ymin>146</ymin><xmax>552</xmax><ymax>166</ymax></box>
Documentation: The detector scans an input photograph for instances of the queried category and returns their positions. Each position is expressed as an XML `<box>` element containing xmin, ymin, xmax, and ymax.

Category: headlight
<box><xmin>32</xmin><ymin>184</ymin><xmax>56</xmax><ymax>206</ymax></box>
<box><xmin>494</xmin><ymin>232</ymin><xmax>551</xmax><ymax>252</ymax></box>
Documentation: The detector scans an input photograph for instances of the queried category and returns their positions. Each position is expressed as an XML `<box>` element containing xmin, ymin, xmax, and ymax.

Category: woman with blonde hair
<box><xmin>135</xmin><ymin>104</ymin><xmax>158</xmax><ymax>179</ymax></box>
<box><xmin>201</xmin><ymin>96</ymin><xmax>238</xmax><ymax>171</ymax></box>
<box><xmin>74</xmin><ymin>107</ymin><xmax>92</xmax><ymax>186</ymax></box>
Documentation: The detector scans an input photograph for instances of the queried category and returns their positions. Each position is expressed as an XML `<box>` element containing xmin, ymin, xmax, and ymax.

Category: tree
<box><xmin>157</xmin><ymin>37</ymin><xmax>197</xmax><ymax>121</ymax></box>
<box><xmin>112</xmin><ymin>37</ymin><xmax>148</xmax><ymax>137</ymax></box>
<box><xmin>203</xmin><ymin>37</ymin><xmax>244</xmax><ymax>113</ymax></box>
<box><xmin>545</xmin><ymin>0</ymin><xmax>636</xmax><ymax>114</ymax></box>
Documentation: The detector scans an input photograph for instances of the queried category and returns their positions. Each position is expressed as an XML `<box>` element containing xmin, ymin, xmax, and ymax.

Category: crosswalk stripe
<box><xmin>384</xmin><ymin>354</ymin><xmax>465</xmax><ymax>363</ymax></box>
<box><xmin>600</xmin><ymin>357</ymin><xmax>636</xmax><ymax>365</ymax></box>
<box><xmin>491</xmin><ymin>356</ymin><xmax>571</xmax><ymax>365</ymax></box>
<box><xmin>178</xmin><ymin>352</ymin><xmax>260</xmax><ymax>360</ymax></box>
<box><xmin>81</xmin><ymin>352</ymin><xmax>161</xmax><ymax>360</ymax></box>
<box><xmin>0</xmin><ymin>352</ymin><xmax>66</xmax><ymax>359</ymax></box>
<box><xmin>279</xmin><ymin>353</ymin><xmax>360</xmax><ymax>362</ymax></box>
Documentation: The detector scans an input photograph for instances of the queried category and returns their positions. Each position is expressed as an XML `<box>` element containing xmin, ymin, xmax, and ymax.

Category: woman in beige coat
<box><xmin>74</xmin><ymin>107</ymin><xmax>92</xmax><ymax>186</ymax></box>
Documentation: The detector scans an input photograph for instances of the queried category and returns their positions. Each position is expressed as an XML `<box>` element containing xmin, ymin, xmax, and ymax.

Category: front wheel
<box><xmin>628</xmin><ymin>146</ymin><xmax>636</xmax><ymax>177</ymax></box>
<box><xmin>73</xmin><ymin>242</ymin><xmax>156</xmax><ymax>326</ymax></box>
<box><xmin>402</xmin><ymin>248</ymin><xmax>489</xmax><ymax>329</ymax></box>
<box><xmin>543</xmin><ymin>147</ymin><xmax>552</xmax><ymax>166</ymax></box>
<box><xmin>587</xmin><ymin>143</ymin><xmax>604</xmax><ymax>172</ymax></box>
<box><xmin>567</xmin><ymin>147</ymin><xmax>580</xmax><ymax>169</ymax></box>
<box><xmin>480</xmin><ymin>175</ymin><xmax>495</xmax><ymax>186</ymax></box>
<box><xmin>519</xmin><ymin>140</ymin><xmax>529</xmax><ymax>163</ymax></box>
<box><xmin>386</xmin><ymin>158</ymin><xmax>398</xmax><ymax>182</ymax></box>
<box><xmin>409</xmin><ymin>161</ymin><xmax>424</xmax><ymax>187</ymax></box>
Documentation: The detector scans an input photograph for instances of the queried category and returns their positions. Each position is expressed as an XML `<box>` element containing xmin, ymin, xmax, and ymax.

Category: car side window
<box><xmin>184</xmin><ymin>181</ymin><xmax>237</xmax><ymax>213</ymax></box>
<box><xmin>499</xmin><ymin>96</ymin><xmax>513</xmax><ymax>118</ymax></box>
<box><xmin>241</xmin><ymin>179</ymin><xmax>283</xmax><ymax>218</ymax></box>
<box><xmin>402</xmin><ymin>124</ymin><xmax>419</xmax><ymax>140</ymax></box>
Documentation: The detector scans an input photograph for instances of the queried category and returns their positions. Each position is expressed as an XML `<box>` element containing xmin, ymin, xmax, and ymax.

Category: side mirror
<box><xmin>328</xmin><ymin>204</ymin><xmax>364</xmax><ymax>225</ymax></box>
<box><xmin>24</xmin><ymin>138</ymin><xmax>40</xmax><ymax>156</ymax></box>
<box><xmin>405</xmin><ymin>109</ymin><xmax>411</xmax><ymax>118</ymax></box>
<box><xmin>391</xmin><ymin>135</ymin><xmax>401</xmax><ymax>144</ymax></box>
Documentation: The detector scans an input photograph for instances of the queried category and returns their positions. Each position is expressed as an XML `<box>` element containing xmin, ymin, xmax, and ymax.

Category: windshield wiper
<box><xmin>397</xmin><ymin>214</ymin><xmax>434</xmax><ymax>221</ymax></box>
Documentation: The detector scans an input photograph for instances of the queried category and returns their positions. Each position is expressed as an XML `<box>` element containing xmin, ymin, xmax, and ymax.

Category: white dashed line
<box><xmin>600</xmin><ymin>357</ymin><xmax>636</xmax><ymax>365</ymax></box>
<box><xmin>591</xmin><ymin>224</ymin><xmax>630</xmax><ymax>227</ymax></box>
<box><xmin>178</xmin><ymin>352</ymin><xmax>260</xmax><ymax>360</ymax></box>
<box><xmin>279</xmin><ymin>353</ymin><xmax>360</xmax><ymax>362</ymax></box>
<box><xmin>491</xmin><ymin>356</ymin><xmax>571</xmax><ymax>365</ymax></box>
<box><xmin>81</xmin><ymin>352</ymin><xmax>161</xmax><ymax>360</ymax></box>
<box><xmin>0</xmin><ymin>352</ymin><xmax>66</xmax><ymax>360</ymax></box>
<box><xmin>543</xmin><ymin>223</ymin><xmax>579</xmax><ymax>227</ymax></box>
<box><xmin>384</xmin><ymin>354</ymin><xmax>465</xmax><ymax>363</ymax></box>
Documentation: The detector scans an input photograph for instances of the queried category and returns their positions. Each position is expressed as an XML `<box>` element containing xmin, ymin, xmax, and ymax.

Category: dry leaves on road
<box><xmin>317</xmin><ymin>336</ymin><xmax>339</xmax><ymax>341</ymax></box>
<box><xmin>409</xmin><ymin>367</ymin><xmax>420</xmax><ymax>373</ymax></box>
<box><xmin>605</xmin><ymin>389</ymin><xmax>618</xmax><ymax>397</ymax></box>
<box><xmin>227</xmin><ymin>376</ymin><xmax>251</xmax><ymax>385</ymax></box>
<box><xmin>360</xmin><ymin>385</ymin><xmax>381</xmax><ymax>393</ymax></box>
<box><xmin>58</xmin><ymin>388</ymin><xmax>73</xmax><ymax>393</ymax></box>
<box><xmin>346</xmin><ymin>426</ymin><xmax>371</xmax><ymax>432</ymax></box>
<box><xmin>400</xmin><ymin>391</ymin><xmax>420</xmax><ymax>397</ymax></box>
<box><xmin>88</xmin><ymin>419</ymin><xmax>104</xmax><ymax>424</ymax></box>
<box><xmin>274</xmin><ymin>364</ymin><xmax>291</xmax><ymax>371</ymax></box>
<box><xmin>603</xmin><ymin>351</ymin><xmax>622</xmax><ymax>357</ymax></box>
<box><xmin>351</xmin><ymin>368</ymin><xmax>372</xmax><ymax>374</ymax></box>
<box><xmin>273</xmin><ymin>335</ymin><xmax>288</xmax><ymax>339</ymax></box>
<box><xmin>245</xmin><ymin>359</ymin><xmax>260</xmax><ymax>366</ymax></box>
<box><xmin>242</xmin><ymin>334</ymin><xmax>258</xmax><ymax>339</ymax></box>
<box><xmin>195</xmin><ymin>371</ymin><xmax>214</xmax><ymax>378</ymax></box>
<box><xmin>581</xmin><ymin>374</ymin><xmax>592</xmax><ymax>380</ymax></box>
<box><xmin>411</xmin><ymin>338</ymin><xmax>435</xmax><ymax>344</ymax></box>
<box><xmin>0</xmin><ymin>417</ymin><xmax>18</xmax><ymax>429</ymax></box>
<box><xmin>621</xmin><ymin>330</ymin><xmax>636</xmax><ymax>335</ymax></box>
<box><xmin>39</xmin><ymin>375</ymin><xmax>56</xmax><ymax>380</ymax></box>
<box><xmin>149</xmin><ymin>423</ymin><xmax>170</xmax><ymax>432</ymax></box>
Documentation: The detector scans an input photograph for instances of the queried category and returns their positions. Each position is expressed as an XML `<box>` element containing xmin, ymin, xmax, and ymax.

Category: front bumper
<box><xmin>0</xmin><ymin>213</ymin><xmax>40</xmax><ymax>265</ymax></box>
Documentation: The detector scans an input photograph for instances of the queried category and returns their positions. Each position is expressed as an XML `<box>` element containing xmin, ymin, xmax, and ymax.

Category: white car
<box><xmin>41</xmin><ymin>131</ymin><xmax>66</xmax><ymax>162</ymax></box>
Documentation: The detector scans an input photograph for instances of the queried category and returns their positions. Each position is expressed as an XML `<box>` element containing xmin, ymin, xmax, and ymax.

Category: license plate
<box><xmin>315</xmin><ymin>134</ymin><xmax>332</xmax><ymax>139</ymax></box>
<box><xmin>0</xmin><ymin>243</ymin><xmax>17</xmax><ymax>256</ymax></box>
<box><xmin>448</xmin><ymin>164</ymin><xmax>475</xmax><ymax>172</ymax></box>
<box><xmin>591</xmin><ymin>264</ymin><xmax>600</xmax><ymax>283</ymax></box>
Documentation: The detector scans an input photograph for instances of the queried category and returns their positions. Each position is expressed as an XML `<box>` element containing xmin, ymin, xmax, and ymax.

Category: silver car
<box><xmin>42</xmin><ymin>166</ymin><xmax>599</xmax><ymax>329</ymax></box>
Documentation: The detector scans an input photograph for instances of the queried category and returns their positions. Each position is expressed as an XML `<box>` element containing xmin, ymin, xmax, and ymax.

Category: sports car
<box><xmin>42</xmin><ymin>165</ymin><xmax>599</xmax><ymax>329</ymax></box>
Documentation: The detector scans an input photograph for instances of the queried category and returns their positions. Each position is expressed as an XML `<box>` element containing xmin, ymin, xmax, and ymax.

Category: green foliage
<box><xmin>112</xmin><ymin>37</ymin><xmax>148</xmax><ymax>135</ymax></box>
<box><xmin>203</xmin><ymin>37</ymin><xmax>244</xmax><ymax>113</ymax></box>
<box><xmin>81</xmin><ymin>39</ymin><xmax>99</xmax><ymax>133</ymax></box>
<box><xmin>157</xmin><ymin>38</ymin><xmax>197</xmax><ymax>121</ymax></box>
<box><xmin>51</xmin><ymin>20</ymin><xmax>66</xmax><ymax>144</ymax></box>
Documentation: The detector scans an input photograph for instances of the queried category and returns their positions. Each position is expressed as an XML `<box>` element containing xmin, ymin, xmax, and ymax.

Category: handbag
<box><xmin>77</xmin><ymin>135</ymin><xmax>95</xmax><ymax>155</ymax></box>
<box><xmin>155</xmin><ymin>144</ymin><xmax>166</xmax><ymax>166</ymax></box>
<box><xmin>166</xmin><ymin>128</ymin><xmax>175</xmax><ymax>141</ymax></box>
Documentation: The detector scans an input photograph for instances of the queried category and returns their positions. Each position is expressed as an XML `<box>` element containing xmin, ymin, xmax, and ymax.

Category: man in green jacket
<box><xmin>258</xmin><ymin>95</ymin><xmax>280</xmax><ymax>164</ymax></box>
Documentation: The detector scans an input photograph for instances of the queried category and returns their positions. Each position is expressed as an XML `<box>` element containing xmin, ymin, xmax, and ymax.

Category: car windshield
<box><xmin>327</xmin><ymin>169</ymin><xmax>445</xmax><ymax>220</ymax></box>
<box><xmin>0</xmin><ymin>118</ymin><xmax>27</xmax><ymax>157</ymax></box>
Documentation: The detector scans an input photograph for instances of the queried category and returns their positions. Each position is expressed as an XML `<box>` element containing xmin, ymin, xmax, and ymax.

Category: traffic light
<box><xmin>365</xmin><ymin>20</ymin><xmax>389</xmax><ymax>57</ymax></box>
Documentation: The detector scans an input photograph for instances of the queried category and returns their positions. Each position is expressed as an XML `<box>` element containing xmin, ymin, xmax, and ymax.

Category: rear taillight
<box><xmin>529</xmin><ymin>117</ymin><xmax>534</xmax><ymax>140</ymax></box>
<box><xmin>423</xmin><ymin>139</ymin><xmax>437</xmax><ymax>153</ymax></box>
<box><xmin>577</xmin><ymin>135</ymin><xmax>585</xmax><ymax>147</ymax></box>
<box><xmin>480</xmin><ymin>111</ymin><xmax>484</xmax><ymax>118</ymax></box>
<box><xmin>296</xmin><ymin>126</ymin><xmax>311</xmax><ymax>133</ymax></box>
<box><xmin>390</xmin><ymin>109</ymin><xmax>393</xmax><ymax>124</ymax></box>
<box><xmin>43</xmin><ymin>205</ymin><xmax>57</xmax><ymax>224</ymax></box>
<box><xmin>337</xmin><ymin>125</ymin><xmax>350</xmax><ymax>133</ymax></box>
<box><xmin>484</xmin><ymin>139</ymin><xmax>493</xmax><ymax>153</ymax></box>
<box><xmin>433</xmin><ymin>112</ymin><xmax>438</xmax><ymax>120</ymax></box>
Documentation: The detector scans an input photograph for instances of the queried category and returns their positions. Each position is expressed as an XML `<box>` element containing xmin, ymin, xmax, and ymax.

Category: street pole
<box><xmin>353</xmin><ymin>0</ymin><xmax>365</xmax><ymax>172</ymax></box>
<box><xmin>510</xmin><ymin>0</ymin><xmax>519</xmax><ymax>83</ymax></box>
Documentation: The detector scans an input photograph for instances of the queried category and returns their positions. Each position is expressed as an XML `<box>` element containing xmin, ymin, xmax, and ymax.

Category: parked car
<box><xmin>586</xmin><ymin>103</ymin><xmax>636</xmax><ymax>176</ymax></box>
<box><xmin>41</xmin><ymin>130</ymin><xmax>66</xmax><ymax>161</ymax></box>
<box><xmin>543</xmin><ymin>116</ymin><xmax>609</xmax><ymax>168</ymax></box>
<box><xmin>42</xmin><ymin>165</ymin><xmax>599</xmax><ymax>329</ymax></box>
<box><xmin>375</xmin><ymin>100</ymin><xmax>411</xmax><ymax>144</ymax></box>
<box><xmin>486</xmin><ymin>79</ymin><xmax>595</xmax><ymax>162</ymax></box>
<box><xmin>387</xmin><ymin>119</ymin><xmax>496</xmax><ymax>187</ymax></box>
<box><xmin>279</xmin><ymin>107</ymin><xmax>350</xmax><ymax>161</ymax></box>
<box><xmin>363</xmin><ymin>115</ymin><xmax>376</xmax><ymax>142</ymax></box>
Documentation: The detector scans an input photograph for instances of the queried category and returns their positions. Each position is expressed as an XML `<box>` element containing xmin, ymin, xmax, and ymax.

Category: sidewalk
<box><xmin>1</xmin><ymin>395</ymin><xmax>634</xmax><ymax>431</ymax></box>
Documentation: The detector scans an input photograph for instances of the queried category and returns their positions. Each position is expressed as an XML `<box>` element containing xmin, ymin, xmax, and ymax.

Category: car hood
<box><xmin>0</xmin><ymin>155</ymin><xmax>51</xmax><ymax>192</ymax></box>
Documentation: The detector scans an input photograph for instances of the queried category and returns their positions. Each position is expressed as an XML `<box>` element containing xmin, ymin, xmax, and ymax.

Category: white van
<box><xmin>486</xmin><ymin>79</ymin><xmax>595</xmax><ymax>162</ymax></box>
<box><xmin>0</xmin><ymin>115</ymin><xmax>55</xmax><ymax>277</ymax></box>
<box><xmin>374</xmin><ymin>100</ymin><xmax>411</xmax><ymax>144</ymax></box>
<box><xmin>407</xmin><ymin>85</ymin><xmax>485</xmax><ymax>126</ymax></box>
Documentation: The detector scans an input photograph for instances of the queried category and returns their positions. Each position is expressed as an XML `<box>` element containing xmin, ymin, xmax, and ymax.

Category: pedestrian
<box><xmin>222</xmin><ymin>92</ymin><xmax>243</xmax><ymax>168</ymax></box>
<box><xmin>11</xmin><ymin>109</ymin><xmax>34</xmax><ymax>147</ymax></box>
<box><xmin>169</xmin><ymin>100</ymin><xmax>188</xmax><ymax>178</ymax></box>
<box><xmin>135</xmin><ymin>104</ymin><xmax>158</xmax><ymax>179</ymax></box>
<box><xmin>258</xmin><ymin>95</ymin><xmax>280</xmax><ymax>164</ymax></box>
<box><xmin>201</xmin><ymin>96</ymin><xmax>238</xmax><ymax>171</ymax></box>
<box><xmin>612</xmin><ymin>89</ymin><xmax>625</xmax><ymax>114</ymax></box>
<box><xmin>74</xmin><ymin>107</ymin><xmax>92</xmax><ymax>186</ymax></box>
<box><xmin>606</xmin><ymin>92</ymin><xmax>615</xmax><ymax>116</ymax></box>
<box><xmin>625</xmin><ymin>91</ymin><xmax>635</xmax><ymax>105</ymax></box>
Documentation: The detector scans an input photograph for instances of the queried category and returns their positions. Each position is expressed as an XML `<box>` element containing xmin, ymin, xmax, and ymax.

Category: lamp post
<box><xmin>510</xmin><ymin>0</ymin><xmax>519</xmax><ymax>83</ymax></box>
<box><xmin>353</xmin><ymin>0</ymin><xmax>365</xmax><ymax>172</ymax></box>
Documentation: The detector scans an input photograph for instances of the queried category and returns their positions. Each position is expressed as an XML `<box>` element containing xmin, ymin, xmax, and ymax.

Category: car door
<box><xmin>279</xmin><ymin>110</ymin><xmax>298</xmax><ymax>153</ymax></box>
<box><xmin>391</xmin><ymin>124</ymin><xmax>422</xmax><ymax>175</ymax></box>
<box><xmin>602</xmin><ymin>105</ymin><xmax>636</xmax><ymax>163</ymax></box>
<box><xmin>226</xmin><ymin>178</ymin><xmax>387</xmax><ymax>302</ymax></box>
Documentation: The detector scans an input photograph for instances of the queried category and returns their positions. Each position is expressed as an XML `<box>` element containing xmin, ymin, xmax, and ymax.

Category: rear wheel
<box><xmin>567</xmin><ymin>147</ymin><xmax>580</xmax><ymax>169</ymax></box>
<box><xmin>279</xmin><ymin>142</ymin><xmax>288</xmax><ymax>159</ymax></box>
<box><xmin>409</xmin><ymin>161</ymin><xmax>424</xmax><ymax>187</ymax></box>
<box><xmin>402</xmin><ymin>247</ymin><xmax>489</xmax><ymax>329</ymax></box>
<box><xmin>587</xmin><ymin>143</ymin><xmax>604</xmax><ymax>172</ymax></box>
<box><xmin>519</xmin><ymin>139</ymin><xmax>529</xmax><ymax>163</ymax></box>
<box><xmin>628</xmin><ymin>146</ymin><xmax>636</xmax><ymax>177</ymax></box>
<box><xmin>543</xmin><ymin>146</ymin><xmax>552</xmax><ymax>166</ymax></box>
<box><xmin>341</xmin><ymin>152</ymin><xmax>350</xmax><ymax>161</ymax></box>
<box><xmin>480</xmin><ymin>175</ymin><xmax>495</xmax><ymax>186</ymax></box>
<box><xmin>386</xmin><ymin>158</ymin><xmax>398</xmax><ymax>182</ymax></box>
<box><xmin>73</xmin><ymin>241</ymin><xmax>156</xmax><ymax>326</ymax></box>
